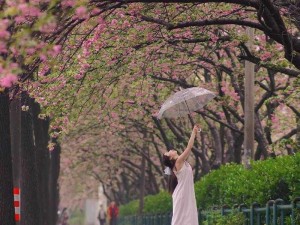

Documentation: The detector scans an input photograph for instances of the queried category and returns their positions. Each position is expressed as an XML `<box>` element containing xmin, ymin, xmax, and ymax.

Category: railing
<box><xmin>118</xmin><ymin>198</ymin><xmax>300</xmax><ymax>225</ymax></box>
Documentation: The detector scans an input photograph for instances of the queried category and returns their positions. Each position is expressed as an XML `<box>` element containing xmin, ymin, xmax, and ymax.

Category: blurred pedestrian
<box><xmin>107</xmin><ymin>201</ymin><xmax>119</xmax><ymax>225</ymax></box>
<box><xmin>162</xmin><ymin>124</ymin><xmax>200</xmax><ymax>225</ymax></box>
<box><xmin>98</xmin><ymin>204</ymin><xmax>106</xmax><ymax>225</ymax></box>
<box><xmin>57</xmin><ymin>207</ymin><xmax>69</xmax><ymax>225</ymax></box>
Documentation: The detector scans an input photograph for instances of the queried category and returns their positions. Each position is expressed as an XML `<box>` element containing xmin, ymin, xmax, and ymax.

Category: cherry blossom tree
<box><xmin>0</xmin><ymin>0</ymin><xmax>299</xmax><ymax>213</ymax></box>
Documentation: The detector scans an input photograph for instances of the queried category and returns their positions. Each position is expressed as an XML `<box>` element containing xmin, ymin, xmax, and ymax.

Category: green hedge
<box><xmin>195</xmin><ymin>153</ymin><xmax>300</xmax><ymax>208</ymax></box>
<box><xmin>119</xmin><ymin>199</ymin><xmax>139</xmax><ymax>216</ymax></box>
<box><xmin>202</xmin><ymin>211</ymin><xmax>245</xmax><ymax>225</ymax></box>
<box><xmin>120</xmin><ymin>153</ymin><xmax>300</xmax><ymax>216</ymax></box>
<box><xmin>69</xmin><ymin>209</ymin><xmax>84</xmax><ymax>225</ymax></box>
<box><xmin>143</xmin><ymin>190</ymin><xmax>172</xmax><ymax>213</ymax></box>
<box><xmin>120</xmin><ymin>191</ymin><xmax>172</xmax><ymax>216</ymax></box>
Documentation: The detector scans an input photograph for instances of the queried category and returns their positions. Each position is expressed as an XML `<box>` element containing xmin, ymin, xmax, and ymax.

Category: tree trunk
<box><xmin>198</xmin><ymin>131</ymin><xmax>211</xmax><ymax>175</ymax></box>
<box><xmin>233</xmin><ymin>133</ymin><xmax>244</xmax><ymax>164</ymax></box>
<box><xmin>205</xmin><ymin>119</ymin><xmax>222</xmax><ymax>169</ymax></box>
<box><xmin>32</xmin><ymin>102</ymin><xmax>50</xmax><ymax>225</ymax></box>
<box><xmin>254</xmin><ymin>113</ymin><xmax>271</xmax><ymax>160</ymax></box>
<box><xmin>139</xmin><ymin>141</ymin><xmax>146</xmax><ymax>214</ymax></box>
<box><xmin>0</xmin><ymin>92</ymin><xmax>15</xmax><ymax>225</ymax></box>
<box><xmin>147</xmin><ymin>162</ymin><xmax>159</xmax><ymax>194</ymax></box>
<box><xmin>48</xmin><ymin>138</ymin><xmax>60</xmax><ymax>225</ymax></box>
<box><xmin>20</xmin><ymin>94</ymin><xmax>40</xmax><ymax>225</ymax></box>
<box><xmin>10</xmin><ymin>93</ymin><xmax>23</xmax><ymax>225</ymax></box>
<box><xmin>297</xmin><ymin>116</ymin><xmax>300</xmax><ymax>152</ymax></box>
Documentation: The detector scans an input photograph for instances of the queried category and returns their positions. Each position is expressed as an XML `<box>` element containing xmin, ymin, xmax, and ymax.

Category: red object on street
<box><xmin>13</xmin><ymin>187</ymin><xmax>20</xmax><ymax>222</ymax></box>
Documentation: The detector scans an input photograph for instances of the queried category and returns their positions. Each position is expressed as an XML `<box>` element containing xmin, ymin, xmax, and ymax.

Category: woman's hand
<box><xmin>193</xmin><ymin>124</ymin><xmax>201</xmax><ymax>134</ymax></box>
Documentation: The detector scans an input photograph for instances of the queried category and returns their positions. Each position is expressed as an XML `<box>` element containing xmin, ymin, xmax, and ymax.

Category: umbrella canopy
<box><xmin>157</xmin><ymin>87</ymin><xmax>216</xmax><ymax>119</ymax></box>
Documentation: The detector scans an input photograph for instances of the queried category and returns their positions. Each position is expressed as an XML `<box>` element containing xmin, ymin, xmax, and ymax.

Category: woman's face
<box><xmin>165</xmin><ymin>149</ymin><xmax>178</xmax><ymax>160</ymax></box>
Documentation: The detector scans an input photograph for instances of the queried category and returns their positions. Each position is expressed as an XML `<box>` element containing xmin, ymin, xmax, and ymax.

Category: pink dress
<box><xmin>172</xmin><ymin>161</ymin><xmax>199</xmax><ymax>225</ymax></box>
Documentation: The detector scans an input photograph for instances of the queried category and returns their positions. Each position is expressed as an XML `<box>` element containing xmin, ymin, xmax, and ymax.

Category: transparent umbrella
<box><xmin>157</xmin><ymin>87</ymin><xmax>216</xmax><ymax>119</ymax></box>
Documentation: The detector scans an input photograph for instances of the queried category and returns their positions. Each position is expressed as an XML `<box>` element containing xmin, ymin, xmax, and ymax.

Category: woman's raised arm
<box><xmin>176</xmin><ymin>124</ymin><xmax>200</xmax><ymax>170</ymax></box>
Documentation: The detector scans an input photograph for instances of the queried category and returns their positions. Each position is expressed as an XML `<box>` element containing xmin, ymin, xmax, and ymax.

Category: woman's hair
<box><xmin>163</xmin><ymin>154</ymin><xmax>178</xmax><ymax>194</ymax></box>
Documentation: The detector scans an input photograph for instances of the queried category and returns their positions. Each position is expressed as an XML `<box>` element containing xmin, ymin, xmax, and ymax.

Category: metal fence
<box><xmin>118</xmin><ymin>198</ymin><xmax>300</xmax><ymax>225</ymax></box>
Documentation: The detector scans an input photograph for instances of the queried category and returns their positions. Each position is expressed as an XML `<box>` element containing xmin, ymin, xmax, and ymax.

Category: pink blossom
<box><xmin>117</xmin><ymin>12</ymin><xmax>125</xmax><ymax>18</ymax></box>
<box><xmin>125</xmin><ymin>100</ymin><xmax>135</xmax><ymax>104</ymax></box>
<box><xmin>83</xmin><ymin>40</ymin><xmax>92</xmax><ymax>53</ymax></box>
<box><xmin>221</xmin><ymin>86</ymin><xmax>226</xmax><ymax>93</ymax></box>
<box><xmin>0</xmin><ymin>19</ymin><xmax>10</xmax><ymax>30</ymax></box>
<box><xmin>276</xmin><ymin>44</ymin><xmax>284</xmax><ymax>51</ymax></box>
<box><xmin>261</xmin><ymin>52</ymin><xmax>272</xmax><ymax>61</ymax></box>
<box><xmin>183</xmin><ymin>30</ymin><xmax>192</xmax><ymax>38</ymax></box>
<box><xmin>218</xmin><ymin>112</ymin><xmax>226</xmax><ymax>119</ymax></box>
<box><xmin>75</xmin><ymin>6</ymin><xmax>88</xmax><ymax>19</ymax></box>
<box><xmin>49</xmin><ymin>45</ymin><xmax>62</xmax><ymax>57</ymax></box>
<box><xmin>14</xmin><ymin>16</ymin><xmax>27</xmax><ymax>24</ymax></box>
<box><xmin>111</xmin><ymin>19</ymin><xmax>118</xmax><ymax>26</ymax></box>
<box><xmin>30</xmin><ymin>0</ymin><xmax>42</xmax><ymax>5</ymax></box>
<box><xmin>31</xmin><ymin>0</ymin><xmax>50</xmax><ymax>5</ymax></box>
<box><xmin>6</xmin><ymin>0</ymin><xmax>17</xmax><ymax>7</ymax></box>
<box><xmin>10</xmin><ymin>46</ymin><xmax>19</xmax><ymax>56</ymax></box>
<box><xmin>98</xmin><ymin>16</ymin><xmax>106</xmax><ymax>25</ymax></box>
<box><xmin>39</xmin><ymin>22</ymin><xmax>57</xmax><ymax>33</ymax></box>
<box><xmin>37</xmin><ymin>41</ymin><xmax>47</xmax><ymax>49</ymax></box>
<box><xmin>18</xmin><ymin>4</ymin><xmax>41</xmax><ymax>17</ymax></box>
<box><xmin>128</xmin><ymin>7</ymin><xmax>140</xmax><ymax>16</ymax></box>
<box><xmin>51</xmin><ymin>131</ymin><xmax>59</xmax><ymax>138</ymax></box>
<box><xmin>48</xmin><ymin>143</ymin><xmax>55</xmax><ymax>151</ymax></box>
<box><xmin>91</xmin><ymin>8</ymin><xmax>101</xmax><ymax>15</ymax></box>
<box><xmin>152</xmin><ymin>111</ymin><xmax>159</xmax><ymax>117</ymax></box>
<box><xmin>10</xmin><ymin>63</ymin><xmax>19</xmax><ymax>69</ymax></box>
<box><xmin>0</xmin><ymin>74</ymin><xmax>18</xmax><ymax>87</ymax></box>
<box><xmin>271</xmin><ymin>114</ymin><xmax>280</xmax><ymax>129</ymax></box>
<box><xmin>81</xmin><ymin>63</ymin><xmax>90</xmax><ymax>70</ymax></box>
<box><xmin>18</xmin><ymin>3</ymin><xmax>28</xmax><ymax>12</ymax></box>
<box><xmin>53</xmin><ymin>45</ymin><xmax>62</xmax><ymax>54</ymax></box>
<box><xmin>271</xmin><ymin>114</ymin><xmax>279</xmax><ymax>123</ymax></box>
<box><xmin>108</xmin><ymin>59</ymin><xmax>116</xmax><ymax>65</ymax></box>
<box><xmin>63</xmin><ymin>117</ymin><xmax>69</xmax><ymax>124</ymax></box>
<box><xmin>225</xmin><ymin>89</ymin><xmax>240</xmax><ymax>102</ymax></box>
<box><xmin>61</xmin><ymin>0</ymin><xmax>75</xmax><ymax>8</ymax></box>
<box><xmin>74</xmin><ymin>73</ymin><xmax>84</xmax><ymax>80</ymax></box>
<box><xmin>211</xmin><ymin>35</ymin><xmax>218</xmax><ymax>43</ymax></box>
<box><xmin>29</xmin><ymin>6</ymin><xmax>42</xmax><ymax>17</ymax></box>
<box><xmin>111</xmin><ymin>112</ymin><xmax>118</xmax><ymax>119</ymax></box>
<box><xmin>123</xmin><ymin>20</ymin><xmax>130</xmax><ymax>28</ymax></box>
<box><xmin>38</xmin><ymin>65</ymin><xmax>50</xmax><ymax>76</ymax></box>
<box><xmin>26</xmin><ymin>47</ymin><xmax>36</xmax><ymax>55</ymax></box>
<box><xmin>0</xmin><ymin>41</ymin><xmax>7</xmax><ymax>53</ymax></box>
<box><xmin>39</xmin><ymin>54</ymin><xmax>47</xmax><ymax>61</ymax></box>
<box><xmin>279</xmin><ymin>8</ymin><xmax>289</xmax><ymax>14</ymax></box>
<box><xmin>32</xmin><ymin>82</ymin><xmax>41</xmax><ymax>88</ymax></box>
<box><xmin>147</xmin><ymin>33</ymin><xmax>153</xmax><ymax>41</ymax></box>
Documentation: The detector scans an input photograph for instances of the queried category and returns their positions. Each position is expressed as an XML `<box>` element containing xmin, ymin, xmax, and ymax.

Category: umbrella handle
<box><xmin>183</xmin><ymin>96</ymin><xmax>197</xmax><ymax>129</ymax></box>
<box><xmin>188</xmin><ymin>114</ymin><xmax>195</xmax><ymax>127</ymax></box>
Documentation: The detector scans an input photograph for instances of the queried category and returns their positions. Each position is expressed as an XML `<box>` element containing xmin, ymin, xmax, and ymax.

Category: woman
<box><xmin>163</xmin><ymin>124</ymin><xmax>200</xmax><ymax>225</ymax></box>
